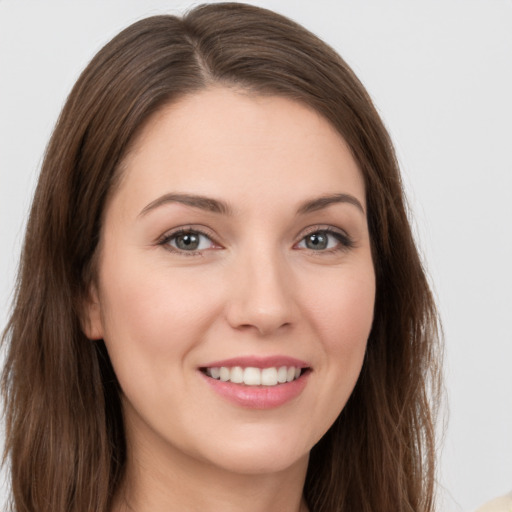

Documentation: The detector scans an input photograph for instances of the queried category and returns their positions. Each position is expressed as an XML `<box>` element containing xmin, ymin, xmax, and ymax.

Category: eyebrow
<box><xmin>138</xmin><ymin>192</ymin><xmax>365</xmax><ymax>218</ymax></box>
<box><xmin>297</xmin><ymin>193</ymin><xmax>366</xmax><ymax>215</ymax></box>
<box><xmin>139</xmin><ymin>193</ymin><xmax>232</xmax><ymax>217</ymax></box>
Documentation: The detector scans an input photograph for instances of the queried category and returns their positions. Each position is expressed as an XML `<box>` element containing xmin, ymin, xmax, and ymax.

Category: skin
<box><xmin>84</xmin><ymin>87</ymin><xmax>376</xmax><ymax>512</ymax></box>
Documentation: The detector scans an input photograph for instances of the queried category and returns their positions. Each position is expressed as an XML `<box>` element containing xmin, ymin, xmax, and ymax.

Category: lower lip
<box><xmin>200</xmin><ymin>371</ymin><xmax>310</xmax><ymax>409</ymax></box>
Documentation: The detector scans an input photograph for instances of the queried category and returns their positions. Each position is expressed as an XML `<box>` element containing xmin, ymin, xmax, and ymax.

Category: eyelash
<box><xmin>297</xmin><ymin>226</ymin><xmax>355</xmax><ymax>254</ymax></box>
<box><xmin>157</xmin><ymin>227</ymin><xmax>217</xmax><ymax>256</ymax></box>
<box><xmin>157</xmin><ymin>225</ymin><xmax>354</xmax><ymax>256</ymax></box>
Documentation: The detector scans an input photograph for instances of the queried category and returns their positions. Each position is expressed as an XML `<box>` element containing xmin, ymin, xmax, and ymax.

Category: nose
<box><xmin>225</xmin><ymin>249</ymin><xmax>297</xmax><ymax>337</ymax></box>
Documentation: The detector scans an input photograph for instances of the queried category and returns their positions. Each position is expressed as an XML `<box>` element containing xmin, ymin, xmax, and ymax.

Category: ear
<box><xmin>81</xmin><ymin>283</ymin><xmax>104</xmax><ymax>340</ymax></box>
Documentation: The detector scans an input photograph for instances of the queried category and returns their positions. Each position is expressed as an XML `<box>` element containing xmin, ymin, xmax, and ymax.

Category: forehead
<box><xmin>115</xmin><ymin>87</ymin><xmax>366</xmax><ymax>214</ymax></box>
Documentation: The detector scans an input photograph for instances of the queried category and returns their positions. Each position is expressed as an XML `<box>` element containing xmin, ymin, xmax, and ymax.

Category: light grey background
<box><xmin>1</xmin><ymin>1</ymin><xmax>511</xmax><ymax>510</ymax></box>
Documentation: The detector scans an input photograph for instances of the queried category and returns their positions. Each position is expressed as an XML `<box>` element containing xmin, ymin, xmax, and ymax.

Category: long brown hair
<box><xmin>2</xmin><ymin>3</ymin><xmax>442</xmax><ymax>511</ymax></box>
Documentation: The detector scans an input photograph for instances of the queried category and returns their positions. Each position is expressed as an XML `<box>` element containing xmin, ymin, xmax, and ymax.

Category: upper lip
<box><xmin>200</xmin><ymin>355</ymin><xmax>310</xmax><ymax>369</ymax></box>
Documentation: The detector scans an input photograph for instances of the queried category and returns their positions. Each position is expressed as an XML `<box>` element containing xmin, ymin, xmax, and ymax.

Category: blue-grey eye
<box><xmin>298</xmin><ymin>231</ymin><xmax>341</xmax><ymax>251</ymax></box>
<box><xmin>169</xmin><ymin>231</ymin><xmax>213</xmax><ymax>251</ymax></box>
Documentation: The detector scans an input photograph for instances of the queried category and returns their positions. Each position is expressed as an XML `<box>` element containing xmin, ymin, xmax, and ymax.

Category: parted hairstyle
<box><xmin>1</xmin><ymin>3</ymin><xmax>442</xmax><ymax>511</ymax></box>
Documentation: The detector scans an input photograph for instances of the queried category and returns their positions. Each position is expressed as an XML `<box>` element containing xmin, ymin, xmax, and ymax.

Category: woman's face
<box><xmin>85</xmin><ymin>87</ymin><xmax>375</xmax><ymax>476</ymax></box>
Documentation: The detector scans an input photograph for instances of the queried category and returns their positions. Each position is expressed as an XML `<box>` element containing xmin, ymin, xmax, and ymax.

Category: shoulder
<box><xmin>475</xmin><ymin>492</ymin><xmax>512</xmax><ymax>512</ymax></box>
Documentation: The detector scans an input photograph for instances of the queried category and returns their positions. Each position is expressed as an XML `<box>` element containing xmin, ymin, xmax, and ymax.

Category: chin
<box><xmin>191</xmin><ymin>426</ymin><xmax>312</xmax><ymax>476</ymax></box>
<box><xmin>206</xmin><ymin>446</ymin><xmax>309</xmax><ymax>476</ymax></box>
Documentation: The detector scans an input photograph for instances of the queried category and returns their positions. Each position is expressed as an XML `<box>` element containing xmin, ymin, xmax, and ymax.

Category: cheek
<box><xmin>97</xmin><ymin>257</ymin><xmax>223</xmax><ymax>368</ymax></box>
<box><xmin>294</xmin><ymin>261</ymin><xmax>375</xmax><ymax>441</ymax></box>
<box><xmin>305</xmin><ymin>265</ymin><xmax>375</xmax><ymax>352</ymax></box>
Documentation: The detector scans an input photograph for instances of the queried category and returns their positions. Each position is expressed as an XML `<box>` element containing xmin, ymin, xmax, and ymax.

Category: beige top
<box><xmin>475</xmin><ymin>492</ymin><xmax>512</xmax><ymax>512</ymax></box>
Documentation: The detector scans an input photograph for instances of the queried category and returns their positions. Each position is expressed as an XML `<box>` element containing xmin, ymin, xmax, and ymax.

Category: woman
<box><xmin>1</xmin><ymin>3</ymin><xmax>441</xmax><ymax>511</ymax></box>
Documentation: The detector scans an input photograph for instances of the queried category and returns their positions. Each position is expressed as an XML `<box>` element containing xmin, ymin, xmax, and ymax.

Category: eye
<box><xmin>160</xmin><ymin>229</ymin><xmax>217</xmax><ymax>253</ymax></box>
<box><xmin>296</xmin><ymin>229</ymin><xmax>353</xmax><ymax>252</ymax></box>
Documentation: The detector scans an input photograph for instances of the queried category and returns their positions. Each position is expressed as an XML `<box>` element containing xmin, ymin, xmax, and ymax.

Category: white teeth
<box><xmin>205</xmin><ymin>366</ymin><xmax>304</xmax><ymax>386</ymax></box>
<box><xmin>230</xmin><ymin>366</ymin><xmax>244</xmax><ymax>384</ymax></box>
<box><xmin>261</xmin><ymin>367</ymin><xmax>278</xmax><ymax>386</ymax></box>
<box><xmin>277</xmin><ymin>366</ymin><xmax>288</xmax><ymax>383</ymax></box>
<box><xmin>219</xmin><ymin>367</ymin><xmax>230</xmax><ymax>382</ymax></box>
<box><xmin>243</xmin><ymin>367</ymin><xmax>261</xmax><ymax>385</ymax></box>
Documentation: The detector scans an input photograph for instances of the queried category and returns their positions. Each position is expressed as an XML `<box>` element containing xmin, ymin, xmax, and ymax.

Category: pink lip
<box><xmin>198</xmin><ymin>355</ymin><xmax>311</xmax><ymax>410</ymax></box>
<box><xmin>200</xmin><ymin>355</ymin><xmax>310</xmax><ymax>369</ymax></box>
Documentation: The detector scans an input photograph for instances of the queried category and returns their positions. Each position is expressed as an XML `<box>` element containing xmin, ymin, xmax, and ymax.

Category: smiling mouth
<box><xmin>200</xmin><ymin>366</ymin><xmax>309</xmax><ymax>387</ymax></box>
